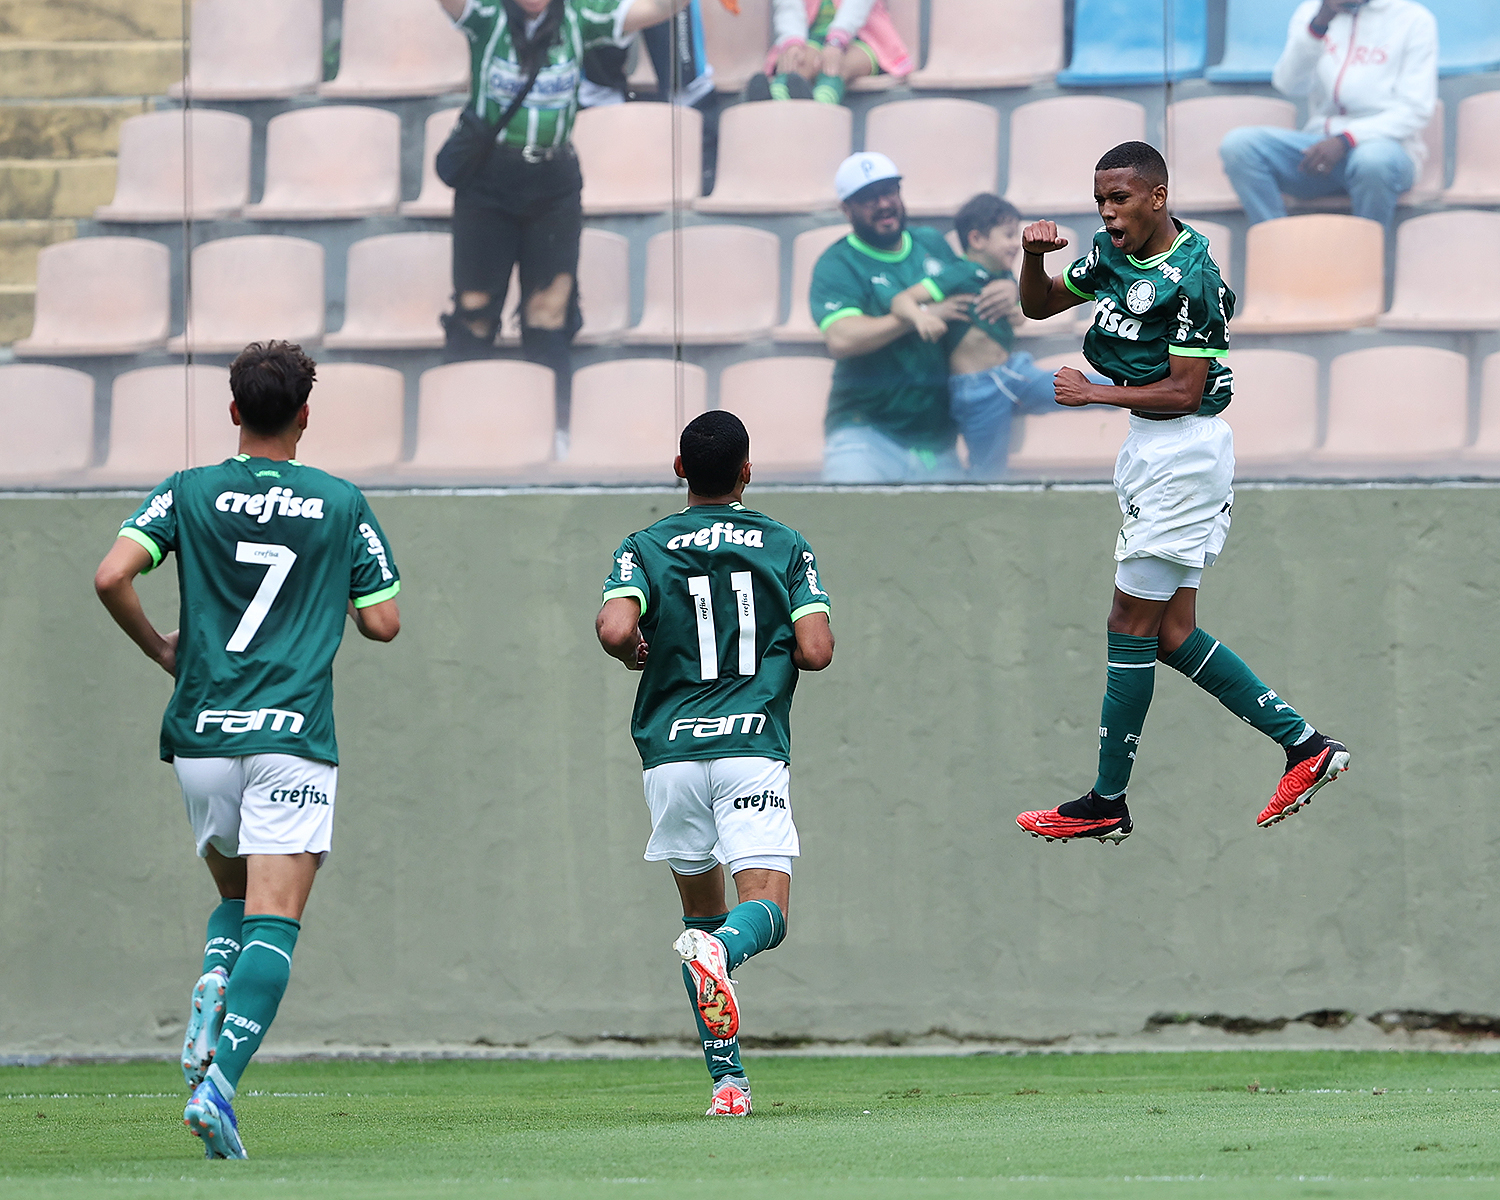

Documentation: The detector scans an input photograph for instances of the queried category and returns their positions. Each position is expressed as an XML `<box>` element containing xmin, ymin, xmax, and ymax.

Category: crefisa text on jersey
<box><xmin>665</xmin><ymin>521</ymin><xmax>766</xmax><ymax>552</ymax></box>
<box><xmin>214</xmin><ymin>486</ymin><xmax>326</xmax><ymax>523</ymax></box>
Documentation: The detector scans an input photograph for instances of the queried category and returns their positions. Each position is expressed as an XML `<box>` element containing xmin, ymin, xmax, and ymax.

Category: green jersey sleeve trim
<box><xmin>790</xmin><ymin>602</ymin><xmax>832</xmax><ymax>623</ymax></box>
<box><xmin>920</xmin><ymin>278</ymin><xmax>945</xmax><ymax>301</ymax></box>
<box><xmin>818</xmin><ymin>306</ymin><xmax>864</xmax><ymax>331</ymax></box>
<box><xmin>1167</xmin><ymin>346</ymin><xmax>1228</xmax><ymax>358</ymax></box>
<box><xmin>602</xmin><ymin>585</ymin><xmax>647</xmax><ymax>615</ymax></box>
<box><xmin>118</xmin><ymin>526</ymin><xmax>164</xmax><ymax>570</ymax></box>
<box><xmin>352</xmin><ymin>580</ymin><xmax>401</xmax><ymax>609</ymax></box>
<box><xmin>1063</xmin><ymin>273</ymin><xmax>1096</xmax><ymax>300</ymax></box>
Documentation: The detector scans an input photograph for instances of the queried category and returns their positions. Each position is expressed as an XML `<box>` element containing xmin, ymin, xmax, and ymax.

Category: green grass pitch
<box><xmin>5</xmin><ymin>1052</ymin><xmax>1500</xmax><ymax>1199</ymax></box>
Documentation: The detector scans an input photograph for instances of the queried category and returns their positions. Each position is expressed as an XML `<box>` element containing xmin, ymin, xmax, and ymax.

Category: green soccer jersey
<box><xmin>602</xmin><ymin>503</ymin><xmax>831</xmax><ymax>769</ymax></box>
<box><xmin>920</xmin><ymin>257</ymin><xmax>1016</xmax><ymax>354</ymax></box>
<box><xmin>454</xmin><ymin>0</ymin><xmax>630</xmax><ymax>151</ymax></box>
<box><xmin>1063</xmin><ymin>221</ymin><xmax>1236</xmax><ymax>417</ymax></box>
<box><xmin>119</xmin><ymin>455</ymin><xmax>402</xmax><ymax>766</ymax></box>
<box><xmin>810</xmin><ymin>227</ymin><xmax>961</xmax><ymax>450</ymax></box>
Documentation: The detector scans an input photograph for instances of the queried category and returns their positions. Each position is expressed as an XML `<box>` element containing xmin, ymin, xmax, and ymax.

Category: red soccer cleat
<box><xmin>674</xmin><ymin>929</ymin><xmax>740</xmax><ymax>1038</ymax></box>
<box><xmin>1017</xmin><ymin>791</ymin><xmax>1132</xmax><ymax>844</ymax></box>
<box><xmin>1258</xmin><ymin>735</ymin><xmax>1350</xmax><ymax>827</ymax></box>
<box><xmin>706</xmin><ymin>1075</ymin><xmax>752</xmax><ymax>1116</ymax></box>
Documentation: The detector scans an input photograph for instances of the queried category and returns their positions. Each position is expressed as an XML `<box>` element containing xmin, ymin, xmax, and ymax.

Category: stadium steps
<box><xmin>0</xmin><ymin>0</ymin><xmax>184</xmax><ymax>41</ymax></box>
<box><xmin>0</xmin><ymin>42</ymin><xmax>183</xmax><ymax>99</ymax></box>
<box><xmin>0</xmin><ymin>219</ymin><xmax>73</xmax><ymax>342</ymax></box>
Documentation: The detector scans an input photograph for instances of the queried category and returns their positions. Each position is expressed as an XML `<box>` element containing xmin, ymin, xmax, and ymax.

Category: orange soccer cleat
<box><xmin>1017</xmin><ymin>791</ymin><xmax>1132</xmax><ymax>844</ymax></box>
<box><xmin>1258</xmin><ymin>734</ymin><xmax>1350</xmax><ymax>827</ymax></box>
<box><xmin>674</xmin><ymin>928</ymin><xmax>741</xmax><ymax>1038</ymax></box>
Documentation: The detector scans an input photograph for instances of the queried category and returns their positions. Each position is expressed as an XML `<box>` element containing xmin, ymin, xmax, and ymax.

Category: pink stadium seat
<box><xmin>319</xmin><ymin>0</ymin><xmax>469</xmax><ymax>98</ymax></box>
<box><xmin>718</xmin><ymin>356</ymin><xmax>832</xmax><ymax>475</ymax></box>
<box><xmin>171</xmin><ymin>0</ymin><xmax>322</xmax><ymax>100</ymax></box>
<box><xmin>244</xmin><ymin>106</ymin><xmax>402</xmax><ymax>220</ymax></box>
<box><xmin>1166</xmin><ymin>95</ymin><xmax>1297</xmax><ymax>212</ymax></box>
<box><xmin>1318</xmin><ymin>347</ymin><xmax>1468</xmax><ymax>463</ymax></box>
<box><xmin>1463</xmin><ymin>352</ymin><xmax>1500</xmax><ymax>461</ymax></box>
<box><xmin>168</xmin><ymin>236</ymin><xmax>325</xmax><ymax>355</ymax></box>
<box><xmin>1235</xmin><ymin>215</ymin><xmax>1383</xmax><ymax>333</ymax></box>
<box><xmin>0</xmin><ymin>364</ymin><xmax>94</xmax><ymax>484</ymax></box>
<box><xmin>865</xmin><ymin>99</ymin><xmax>1000</xmax><ymax>217</ymax></box>
<box><xmin>1011</xmin><ymin>222</ymin><xmax>1087</xmax><ymax>339</ymax></box>
<box><xmin>575</xmin><ymin>103</ymin><xmax>702</xmax><ymax>215</ymax></box>
<box><xmin>95</xmin><ymin>109</ymin><xmax>251</xmax><ymax>222</ymax></box>
<box><xmin>1008</xmin><ymin>403</ymin><xmax>1130</xmax><ymax>473</ymax></box>
<box><xmin>774</xmin><ymin>224</ymin><xmax>852</xmax><ymax>343</ymax></box>
<box><xmin>1187</xmin><ymin>219</ymin><xmax>1235</xmax><ymax>289</ymax></box>
<box><xmin>575</xmin><ymin>228</ymin><xmax>632</xmax><ymax>344</ymax></box>
<box><xmin>325</xmin><ymin>232</ymin><xmax>450</xmax><ymax>351</ymax></box>
<box><xmin>911</xmin><ymin>0</ymin><xmax>1065</xmax><ymax>90</ymax></box>
<box><xmin>1006</xmin><ymin>96</ymin><xmax>1148</xmax><ymax>214</ymax></box>
<box><xmin>1289</xmin><ymin>99</ymin><xmax>1445</xmax><ymax>210</ymax></box>
<box><xmin>13</xmin><ymin>237</ymin><xmax>170</xmax><ymax>357</ymax></box>
<box><xmin>400</xmin><ymin>361</ymin><xmax>555</xmax><ymax>478</ymax></box>
<box><xmin>293</xmin><ymin>363</ymin><xmax>405</xmax><ymax>479</ymax></box>
<box><xmin>850</xmin><ymin>0</ymin><xmax>917</xmax><ymax>91</ymax></box>
<box><xmin>1443</xmin><ymin>91</ymin><xmax>1500</xmax><ymax>205</ymax></box>
<box><xmin>1219</xmin><ymin>349</ymin><xmax>1318</xmax><ymax>466</ymax></box>
<box><xmin>625</xmin><ymin>225</ymin><xmax>780</xmax><ymax>344</ymax></box>
<box><xmin>1379</xmin><ymin>210</ymin><xmax>1500</xmax><ymax>331</ymax></box>
<box><xmin>696</xmin><ymin>101</ymin><xmax>849</xmax><ymax>213</ymax></box>
<box><xmin>564</xmin><ymin>359</ymin><xmax>708</xmax><ymax>479</ymax></box>
<box><xmin>92</xmin><ymin>366</ymin><xmax>239</xmax><ymax>485</ymax></box>
<box><xmin>400</xmin><ymin>107</ymin><xmax>461</xmax><ymax>218</ymax></box>
<box><xmin>702</xmin><ymin>0</ymin><xmax>770</xmax><ymax>92</ymax></box>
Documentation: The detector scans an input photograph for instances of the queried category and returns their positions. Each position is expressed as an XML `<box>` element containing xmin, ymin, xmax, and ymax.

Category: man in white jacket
<box><xmin>1219</xmin><ymin>0</ymin><xmax>1437</xmax><ymax>230</ymax></box>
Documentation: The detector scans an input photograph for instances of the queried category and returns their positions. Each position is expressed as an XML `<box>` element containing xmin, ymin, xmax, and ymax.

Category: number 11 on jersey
<box><xmin>688</xmin><ymin>571</ymin><xmax>757</xmax><ymax>681</ymax></box>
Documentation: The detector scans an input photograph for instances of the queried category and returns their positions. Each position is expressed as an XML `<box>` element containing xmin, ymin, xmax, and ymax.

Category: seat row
<box><xmin>169</xmin><ymin>0</ymin><xmax>1500</xmax><ymax>103</ymax></box>
<box><xmin>94</xmin><ymin>90</ymin><xmax>1500</xmax><ymax>225</ymax></box>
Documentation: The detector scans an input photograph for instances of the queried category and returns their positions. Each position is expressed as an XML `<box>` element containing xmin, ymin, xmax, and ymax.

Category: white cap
<box><xmin>834</xmin><ymin>151</ymin><xmax>902</xmax><ymax>202</ymax></box>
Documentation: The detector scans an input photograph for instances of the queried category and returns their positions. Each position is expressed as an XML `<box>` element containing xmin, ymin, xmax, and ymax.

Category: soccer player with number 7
<box><xmin>93</xmin><ymin>341</ymin><xmax>401</xmax><ymax>1158</ymax></box>
<box><xmin>597</xmin><ymin>410</ymin><xmax>833</xmax><ymax>1116</ymax></box>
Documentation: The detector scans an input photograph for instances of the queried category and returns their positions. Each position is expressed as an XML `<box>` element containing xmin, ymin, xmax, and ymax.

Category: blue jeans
<box><xmin>821</xmin><ymin>425</ymin><xmax>964</xmax><ymax>484</ymax></box>
<box><xmin>948</xmin><ymin>352</ymin><xmax>1112</xmax><ymax>480</ymax></box>
<box><xmin>1219</xmin><ymin>126</ymin><xmax>1415</xmax><ymax>229</ymax></box>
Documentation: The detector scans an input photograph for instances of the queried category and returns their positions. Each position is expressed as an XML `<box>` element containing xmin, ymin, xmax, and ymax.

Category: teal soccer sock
<box><xmin>769</xmin><ymin>73</ymin><xmax>793</xmax><ymax>100</ymax></box>
<box><xmin>711</xmin><ymin>899</ymin><xmax>786</xmax><ymax>972</ymax></box>
<box><xmin>682</xmin><ymin>915</ymin><xmax>744</xmax><ymax>1081</ymax></box>
<box><xmin>205</xmin><ymin>914</ymin><xmax>299</xmax><ymax>1097</ymax></box>
<box><xmin>202</xmin><ymin>898</ymin><xmax>244</xmax><ymax>976</ymax></box>
<box><xmin>1161</xmin><ymin>628</ymin><xmax>1309</xmax><ymax>747</ymax></box>
<box><xmin>812</xmin><ymin>72</ymin><xmax>846</xmax><ymax>103</ymax></box>
<box><xmin>1094</xmin><ymin>632</ymin><xmax>1158</xmax><ymax>798</ymax></box>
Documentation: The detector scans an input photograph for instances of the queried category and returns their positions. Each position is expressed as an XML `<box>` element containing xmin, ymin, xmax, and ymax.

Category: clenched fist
<box><xmin>1022</xmin><ymin>220</ymin><xmax>1069</xmax><ymax>258</ymax></box>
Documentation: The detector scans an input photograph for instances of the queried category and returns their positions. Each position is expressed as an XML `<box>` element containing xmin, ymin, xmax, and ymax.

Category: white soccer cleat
<box><xmin>707</xmin><ymin>1074</ymin><xmax>752</xmax><ymax>1116</ymax></box>
<box><xmin>674</xmin><ymin>929</ymin><xmax>741</xmax><ymax>1039</ymax></box>
<box><xmin>182</xmin><ymin>967</ymin><xmax>229</xmax><ymax>1089</ymax></box>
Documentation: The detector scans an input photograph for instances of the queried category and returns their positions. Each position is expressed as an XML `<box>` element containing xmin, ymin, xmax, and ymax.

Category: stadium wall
<box><xmin>2</xmin><ymin>485</ymin><xmax>1497</xmax><ymax>1055</ymax></box>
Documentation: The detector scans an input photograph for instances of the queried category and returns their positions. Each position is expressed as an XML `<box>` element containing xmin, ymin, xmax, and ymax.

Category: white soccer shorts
<box><xmin>174</xmin><ymin>754</ymin><xmax>337</xmax><ymax>860</ymax></box>
<box><xmin>642</xmin><ymin>757</ymin><xmax>799</xmax><ymax>874</ymax></box>
<box><xmin>1114</xmin><ymin>412</ymin><xmax>1233</xmax><ymax>573</ymax></box>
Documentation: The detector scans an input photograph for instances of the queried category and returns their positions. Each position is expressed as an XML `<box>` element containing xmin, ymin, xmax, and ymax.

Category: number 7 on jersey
<box><xmin>226</xmin><ymin>541</ymin><xmax>297</xmax><ymax>652</ymax></box>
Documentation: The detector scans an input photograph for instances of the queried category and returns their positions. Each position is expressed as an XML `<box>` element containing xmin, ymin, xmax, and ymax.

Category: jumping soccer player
<box><xmin>1011</xmin><ymin>140</ymin><xmax>1349</xmax><ymax>844</ymax></box>
<box><xmin>93</xmin><ymin>342</ymin><xmax>401</xmax><ymax>1158</ymax></box>
<box><xmin>596</xmin><ymin>410</ymin><xmax>833</xmax><ymax>1116</ymax></box>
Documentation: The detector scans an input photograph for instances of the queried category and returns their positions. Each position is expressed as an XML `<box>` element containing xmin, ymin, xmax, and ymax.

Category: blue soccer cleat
<box><xmin>182</xmin><ymin>967</ymin><xmax>229</xmax><ymax>1089</ymax></box>
<box><xmin>183</xmin><ymin>1076</ymin><xmax>247</xmax><ymax>1159</ymax></box>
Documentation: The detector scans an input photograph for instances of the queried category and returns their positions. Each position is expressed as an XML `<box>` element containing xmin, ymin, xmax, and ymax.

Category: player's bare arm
<box><xmin>94</xmin><ymin>536</ymin><xmax>177</xmax><ymax>676</ymax></box>
<box><xmin>1054</xmin><ymin>353</ymin><xmax>1210</xmax><ymax>414</ymax></box>
<box><xmin>791</xmin><ymin>612</ymin><xmax>834</xmax><ymax>671</ymax></box>
<box><xmin>1018</xmin><ymin>221</ymin><xmax>1089</xmax><ymax>320</ymax></box>
<box><xmin>621</xmin><ymin>0</ymin><xmax>697</xmax><ymax>34</ymax></box>
<box><xmin>597</xmin><ymin>595</ymin><xmax>648</xmax><ymax>670</ymax></box>
<box><xmin>822</xmin><ymin>310</ymin><xmax>917</xmax><ymax>360</ymax></box>
<box><xmin>349</xmin><ymin>598</ymin><xmax>401</xmax><ymax>642</ymax></box>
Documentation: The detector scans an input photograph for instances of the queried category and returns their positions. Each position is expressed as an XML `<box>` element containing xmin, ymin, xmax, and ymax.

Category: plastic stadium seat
<box><xmin>0</xmin><ymin>365</ymin><xmax>94</xmax><ymax>484</ymax></box>
<box><xmin>773</xmin><ymin>223</ymin><xmax>852</xmax><ymax>343</ymax></box>
<box><xmin>244</xmin><ymin>106</ymin><xmax>402</xmax><ymax>220</ymax></box>
<box><xmin>293</xmin><ymin>363</ymin><xmax>405</xmax><ymax>478</ymax></box>
<box><xmin>1012</xmin><ymin>223</ymin><xmax>1088</xmax><ymax>340</ymax></box>
<box><xmin>912</xmin><ymin>0</ymin><xmax>1064</xmax><ymax>90</ymax></box>
<box><xmin>575</xmin><ymin>228</ymin><xmax>632</xmax><ymax>345</ymax></box>
<box><xmin>1166</xmin><ymin>96</ymin><xmax>1297</xmax><ymax>212</ymax></box>
<box><xmin>1317</xmin><ymin>347</ymin><xmax>1469</xmax><ymax>464</ymax></box>
<box><xmin>1444</xmin><ymin>91</ymin><xmax>1500</xmax><ymax>206</ymax></box>
<box><xmin>324</xmin><ymin>233</ymin><xmax>450</xmax><ymax>351</ymax></box>
<box><xmin>702</xmin><ymin>0</ymin><xmax>770</xmax><ymax>92</ymax></box>
<box><xmin>1235</xmin><ymin>215</ymin><xmax>1383</xmax><ymax>334</ymax></box>
<box><xmin>1289</xmin><ymin>99</ymin><xmax>1445</xmax><ymax>210</ymax></box>
<box><xmin>1006</xmin><ymin>97</ymin><xmax>1148</xmax><ymax>215</ymax></box>
<box><xmin>1379</xmin><ymin>210</ymin><xmax>1500</xmax><ymax>332</ymax></box>
<box><xmin>399</xmin><ymin>361</ymin><xmax>555</xmax><ymax>479</ymax></box>
<box><xmin>564</xmin><ymin>360</ymin><xmax>708</xmax><ymax>478</ymax></box>
<box><xmin>865</xmin><ymin>99</ymin><xmax>1000</xmax><ymax>217</ymax></box>
<box><xmin>718</xmin><ymin>356</ymin><xmax>833</xmax><ymax>475</ymax></box>
<box><xmin>1058</xmin><ymin>0</ymin><xmax>1208</xmax><ymax>86</ymax></box>
<box><xmin>1008</xmin><ymin>405</ymin><xmax>1129</xmax><ymax>473</ymax></box>
<box><xmin>696</xmin><ymin>101</ymin><xmax>849</xmax><ymax>213</ymax></box>
<box><xmin>1420</xmin><ymin>1</ymin><xmax>1500</xmax><ymax>76</ymax></box>
<box><xmin>625</xmin><ymin>225</ymin><xmax>780</xmax><ymax>344</ymax></box>
<box><xmin>95</xmin><ymin>109</ymin><xmax>251</xmax><ymax>223</ymax></box>
<box><xmin>168</xmin><ymin>237</ymin><xmax>325</xmax><ymax>355</ymax></box>
<box><xmin>575</xmin><ymin>103</ymin><xmax>702</xmax><ymax>214</ymax></box>
<box><xmin>1219</xmin><ymin>349</ymin><xmax>1318</xmax><ymax>466</ymax></box>
<box><xmin>1187</xmin><ymin>218</ymin><xmax>1235</xmax><ymax>289</ymax></box>
<box><xmin>1463</xmin><ymin>353</ymin><xmax>1500</xmax><ymax>461</ymax></box>
<box><xmin>319</xmin><ymin>0</ymin><xmax>469</xmax><ymax>98</ymax></box>
<box><xmin>1205</xmin><ymin>0</ymin><xmax>1298</xmax><ymax>84</ymax></box>
<box><xmin>171</xmin><ymin>0</ymin><xmax>322</xmax><ymax>100</ymax></box>
<box><xmin>13</xmin><ymin>238</ymin><xmax>169</xmax><ymax>357</ymax></box>
<box><xmin>401</xmin><ymin>107</ymin><xmax>462</xmax><ymax>218</ymax></box>
<box><xmin>93</xmin><ymin>366</ymin><xmax>239</xmax><ymax>485</ymax></box>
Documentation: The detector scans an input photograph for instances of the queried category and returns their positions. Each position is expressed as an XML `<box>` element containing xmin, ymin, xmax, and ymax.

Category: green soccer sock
<box><xmin>769</xmin><ymin>73</ymin><xmax>793</xmax><ymax>100</ymax></box>
<box><xmin>202</xmin><ymin>898</ymin><xmax>244</xmax><ymax>976</ymax></box>
<box><xmin>711</xmin><ymin>899</ymin><xmax>786</xmax><ymax>972</ymax></box>
<box><xmin>1094</xmin><ymin>632</ymin><xmax>1158</xmax><ymax>798</ymax></box>
<box><xmin>1161</xmin><ymin>628</ymin><xmax>1310</xmax><ymax>747</ymax></box>
<box><xmin>682</xmin><ymin>915</ymin><xmax>744</xmax><ymax>1081</ymax></box>
<box><xmin>205</xmin><ymin>914</ymin><xmax>299</xmax><ymax>1098</ymax></box>
<box><xmin>812</xmin><ymin>73</ymin><xmax>846</xmax><ymax>104</ymax></box>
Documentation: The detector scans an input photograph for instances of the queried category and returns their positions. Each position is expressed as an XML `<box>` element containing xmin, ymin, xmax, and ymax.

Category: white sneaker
<box><xmin>673</xmin><ymin>929</ymin><xmax>740</xmax><ymax>1039</ymax></box>
<box><xmin>181</xmin><ymin>968</ymin><xmax>228</xmax><ymax>1089</ymax></box>
<box><xmin>707</xmin><ymin>1074</ymin><xmax>752</xmax><ymax>1116</ymax></box>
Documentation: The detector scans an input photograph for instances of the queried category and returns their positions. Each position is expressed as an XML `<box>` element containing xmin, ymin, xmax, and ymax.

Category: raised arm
<box><xmin>791</xmin><ymin>611</ymin><xmax>833</xmax><ymax>672</ymax></box>
<box><xmin>597</xmin><ymin>596</ymin><xmax>648</xmax><ymax>669</ymax></box>
<box><xmin>1018</xmin><ymin>220</ymin><xmax>1091</xmax><ymax>321</ymax></box>
<box><xmin>622</xmin><ymin>0</ymin><xmax>695</xmax><ymax>35</ymax></box>
<box><xmin>94</xmin><ymin>537</ymin><xmax>177</xmax><ymax>676</ymax></box>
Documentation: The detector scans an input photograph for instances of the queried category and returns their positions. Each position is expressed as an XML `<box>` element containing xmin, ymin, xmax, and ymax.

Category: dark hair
<box><xmin>502</xmin><ymin>0</ymin><xmax>565</xmax><ymax>75</ymax></box>
<box><xmin>954</xmin><ymin>193</ymin><xmax>1021</xmax><ymax>251</ymax></box>
<box><xmin>228</xmin><ymin>341</ymin><xmax>317</xmax><ymax>436</ymax></box>
<box><xmin>1095</xmin><ymin>140</ymin><xmax>1169</xmax><ymax>188</ymax></box>
<box><xmin>680</xmin><ymin>410</ymin><xmax>750</xmax><ymax>497</ymax></box>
